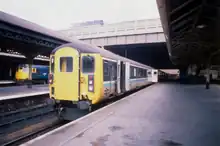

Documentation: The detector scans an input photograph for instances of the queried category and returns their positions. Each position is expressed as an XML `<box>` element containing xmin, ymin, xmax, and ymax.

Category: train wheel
<box><xmin>56</xmin><ymin>104</ymin><xmax>65</xmax><ymax>120</ymax></box>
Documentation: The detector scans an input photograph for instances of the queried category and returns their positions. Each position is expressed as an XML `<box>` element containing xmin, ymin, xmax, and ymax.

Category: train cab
<box><xmin>15</xmin><ymin>64</ymin><xmax>49</xmax><ymax>84</ymax></box>
<box><xmin>49</xmin><ymin>45</ymin><xmax>103</xmax><ymax>110</ymax></box>
<box><xmin>15</xmin><ymin>64</ymin><xmax>30</xmax><ymax>83</ymax></box>
<box><xmin>147</xmin><ymin>69</ymin><xmax>158</xmax><ymax>83</ymax></box>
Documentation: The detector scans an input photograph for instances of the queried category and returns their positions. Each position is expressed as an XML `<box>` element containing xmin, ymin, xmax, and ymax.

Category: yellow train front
<box><xmin>49</xmin><ymin>42</ymin><xmax>157</xmax><ymax>116</ymax></box>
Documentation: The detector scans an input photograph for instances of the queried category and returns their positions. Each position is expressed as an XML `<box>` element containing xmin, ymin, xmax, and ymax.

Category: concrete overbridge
<box><xmin>60</xmin><ymin>19</ymin><xmax>175</xmax><ymax>69</ymax></box>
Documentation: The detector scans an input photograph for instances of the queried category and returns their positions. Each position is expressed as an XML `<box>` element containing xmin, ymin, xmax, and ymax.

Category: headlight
<box><xmin>88</xmin><ymin>75</ymin><xmax>94</xmax><ymax>92</ymax></box>
<box><xmin>88</xmin><ymin>85</ymin><xmax>93</xmax><ymax>91</ymax></box>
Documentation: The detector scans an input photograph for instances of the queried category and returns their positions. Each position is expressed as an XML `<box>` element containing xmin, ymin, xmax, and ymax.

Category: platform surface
<box><xmin>0</xmin><ymin>80</ymin><xmax>15</xmax><ymax>84</ymax></box>
<box><xmin>0</xmin><ymin>84</ymin><xmax>49</xmax><ymax>100</ymax></box>
<box><xmin>23</xmin><ymin>83</ymin><xmax>220</xmax><ymax>146</ymax></box>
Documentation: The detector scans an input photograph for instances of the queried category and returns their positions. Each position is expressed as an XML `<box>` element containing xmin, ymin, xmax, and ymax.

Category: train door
<box><xmin>120</xmin><ymin>61</ymin><xmax>126</xmax><ymax>93</ymax></box>
<box><xmin>117</xmin><ymin>60</ymin><xmax>121</xmax><ymax>94</ymax></box>
<box><xmin>109</xmin><ymin>64</ymin><xmax>113</xmax><ymax>94</ymax></box>
<box><xmin>103</xmin><ymin>60</ymin><xmax>111</xmax><ymax>97</ymax></box>
<box><xmin>125</xmin><ymin>62</ymin><xmax>130</xmax><ymax>91</ymax></box>
<box><xmin>110</xmin><ymin>63</ymin><xmax>117</xmax><ymax>95</ymax></box>
<box><xmin>52</xmin><ymin>47</ymin><xmax>79</xmax><ymax>101</ymax></box>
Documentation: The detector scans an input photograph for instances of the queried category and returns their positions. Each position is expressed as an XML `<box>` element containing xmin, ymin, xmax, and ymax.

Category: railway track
<box><xmin>0</xmin><ymin>84</ymin><xmax>152</xmax><ymax>145</ymax></box>
<box><xmin>0</xmin><ymin>95</ymin><xmax>58</xmax><ymax>145</ymax></box>
<box><xmin>2</xmin><ymin>117</ymin><xmax>67</xmax><ymax>146</ymax></box>
<box><xmin>0</xmin><ymin>94</ymin><xmax>88</xmax><ymax>146</ymax></box>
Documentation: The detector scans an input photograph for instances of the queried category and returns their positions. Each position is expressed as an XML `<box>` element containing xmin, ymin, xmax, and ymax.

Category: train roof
<box><xmin>19</xmin><ymin>64</ymin><xmax>48</xmax><ymax>68</ymax></box>
<box><xmin>51</xmin><ymin>39</ymin><xmax>153</xmax><ymax>69</ymax></box>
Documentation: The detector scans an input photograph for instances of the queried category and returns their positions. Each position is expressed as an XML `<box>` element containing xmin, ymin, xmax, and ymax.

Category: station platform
<box><xmin>0</xmin><ymin>80</ymin><xmax>15</xmax><ymax>85</ymax></box>
<box><xmin>0</xmin><ymin>84</ymin><xmax>49</xmax><ymax>101</ymax></box>
<box><xmin>23</xmin><ymin>83</ymin><xmax>220</xmax><ymax>146</ymax></box>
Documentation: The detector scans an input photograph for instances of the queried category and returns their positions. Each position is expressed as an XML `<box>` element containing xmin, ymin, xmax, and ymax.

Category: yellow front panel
<box><xmin>15</xmin><ymin>70</ymin><xmax>28</xmax><ymax>80</ymax></box>
<box><xmin>52</xmin><ymin>47</ymin><xmax>79</xmax><ymax>101</ymax></box>
<box><xmin>80</xmin><ymin>54</ymin><xmax>104</xmax><ymax>104</ymax></box>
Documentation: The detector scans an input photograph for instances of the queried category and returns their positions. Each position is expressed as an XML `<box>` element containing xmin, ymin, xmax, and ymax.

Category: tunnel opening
<box><xmin>105</xmin><ymin>42</ymin><xmax>176</xmax><ymax>69</ymax></box>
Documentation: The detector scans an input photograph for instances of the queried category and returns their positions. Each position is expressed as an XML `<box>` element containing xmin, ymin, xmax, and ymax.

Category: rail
<box><xmin>0</xmin><ymin>95</ymin><xmax>57</xmax><ymax>145</ymax></box>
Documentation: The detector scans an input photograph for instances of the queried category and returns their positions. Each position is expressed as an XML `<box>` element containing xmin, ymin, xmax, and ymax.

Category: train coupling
<box><xmin>58</xmin><ymin>106</ymin><xmax>64</xmax><ymax>116</ymax></box>
<box><xmin>77</xmin><ymin>100</ymin><xmax>92</xmax><ymax>111</ymax></box>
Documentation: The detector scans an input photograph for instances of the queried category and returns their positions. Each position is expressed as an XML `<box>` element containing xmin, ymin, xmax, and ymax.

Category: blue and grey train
<box><xmin>15</xmin><ymin>64</ymin><xmax>49</xmax><ymax>84</ymax></box>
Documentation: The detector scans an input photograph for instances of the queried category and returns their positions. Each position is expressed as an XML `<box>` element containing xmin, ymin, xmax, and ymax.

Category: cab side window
<box><xmin>82</xmin><ymin>56</ymin><xmax>95</xmax><ymax>73</ymax></box>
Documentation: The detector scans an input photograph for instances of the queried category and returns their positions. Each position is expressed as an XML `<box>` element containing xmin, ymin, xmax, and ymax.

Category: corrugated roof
<box><xmin>0</xmin><ymin>11</ymin><xmax>72</xmax><ymax>42</ymax></box>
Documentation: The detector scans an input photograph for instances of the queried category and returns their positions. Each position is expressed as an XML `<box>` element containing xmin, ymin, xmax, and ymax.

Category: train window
<box><xmin>130</xmin><ymin>66</ymin><xmax>134</xmax><ymax>78</ymax></box>
<box><xmin>18</xmin><ymin>64</ymin><xmax>23</xmax><ymax>70</ymax></box>
<box><xmin>136</xmin><ymin>68</ymin><xmax>140</xmax><ymax>78</ymax></box>
<box><xmin>130</xmin><ymin>66</ymin><xmax>141</xmax><ymax>79</ymax></box>
<box><xmin>140</xmin><ymin>69</ymin><xmax>144</xmax><ymax>78</ymax></box>
<box><xmin>23</xmin><ymin>67</ymin><xmax>29</xmax><ymax>72</ymax></box>
<box><xmin>134</xmin><ymin>68</ymin><xmax>136</xmax><ymax>77</ymax></box>
<box><xmin>112</xmin><ymin>63</ymin><xmax>117</xmax><ymax>80</ymax></box>
<box><xmin>19</xmin><ymin>64</ymin><xmax>29</xmax><ymax>72</ymax></box>
<box><xmin>60</xmin><ymin>57</ymin><xmax>73</xmax><ymax>72</ymax></box>
<box><xmin>139</xmin><ymin>68</ymin><xmax>143</xmax><ymax>78</ymax></box>
<box><xmin>51</xmin><ymin>56</ymin><xmax>55</xmax><ymax>73</ymax></box>
<box><xmin>104</xmin><ymin>61</ymin><xmax>109</xmax><ymax>76</ymax></box>
<box><xmin>103</xmin><ymin>61</ymin><xmax>110</xmax><ymax>81</ymax></box>
<box><xmin>82</xmin><ymin>56</ymin><xmax>95</xmax><ymax>73</ymax></box>
<box><xmin>143</xmin><ymin>69</ymin><xmax>147</xmax><ymax>77</ymax></box>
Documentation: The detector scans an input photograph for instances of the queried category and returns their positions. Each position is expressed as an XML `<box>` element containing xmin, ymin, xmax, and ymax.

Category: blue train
<box><xmin>15</xmin><ymin>64</ymin><xmax>49</xmax><ymax>84</ymax></box>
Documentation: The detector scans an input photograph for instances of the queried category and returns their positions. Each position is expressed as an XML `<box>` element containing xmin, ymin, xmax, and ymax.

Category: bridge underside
<box><xmin>105</xmin><ymin>43</ymin><xmax>175</xmax><ymax>69</ymax></box>
<box><xmin>0</xmin><ymin>36</ymin><xmax>52</xmax><ymax>56</ymax></box>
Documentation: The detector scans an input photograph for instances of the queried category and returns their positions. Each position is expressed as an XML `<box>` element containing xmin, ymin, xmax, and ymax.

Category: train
<box><xmin>158</xmin><ymin>70</ymin><xmax>179</xmax><ymax>81</ymax></box>
<box><xmin>15</xmin><ymin>64</ymin><xmax>49</xmax><ymax>84</ymax></box>
<box><xmin>49</xmin><ymin>40</ymin><xmax>158</xmax><ymax>117</ymax></box>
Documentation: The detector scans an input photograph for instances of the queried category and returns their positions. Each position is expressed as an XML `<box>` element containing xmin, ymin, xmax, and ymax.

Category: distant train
<box><xmin>15</xmin><ymin>64</ymin><xmax>49</xmax><ymax>84</ymax></box>
<box><xmin>49</xmin><ymin>41</ymin><xmax>158</xmax><ymax>117</ymax></box>
<box><xmin>158</xmin><ymin>70</ymin><xmax>179</xmax><ymax>81</ymax></box>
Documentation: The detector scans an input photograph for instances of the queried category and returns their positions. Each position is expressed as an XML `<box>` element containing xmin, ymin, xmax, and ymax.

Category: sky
<box><xmin>0</xmin><ymin>0</ymin><xmax>159</xmax><ymax>30</ymax></box>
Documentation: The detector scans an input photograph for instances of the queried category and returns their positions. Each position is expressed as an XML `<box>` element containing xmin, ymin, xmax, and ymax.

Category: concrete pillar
<box><xmin>179</xmin><ymin>67</ymin><xmax>187</xmax><ymax>84</ymax></box>
<box><xmin>205</xmin><ymin>55</ymin><xmax>212</xmax><ymax>89</ymax></box>
<box><xmin>205</xmin><ymin>67</ymin><xmax>210</xmax><ymax>89</ymax></box>
<box><xmin>27</xmin><ymin>57</ymin><xmax>33</xmax><ymax>88</ymax></box>
<box><xmin>9</xmin><ymin>68</ymin><xmax>12</xmax><ymax>77</ymax></box>
<box><xmin>125</xmin><ymin>49</ymin><xmax>127</xmax><ymax>58</ymax></box>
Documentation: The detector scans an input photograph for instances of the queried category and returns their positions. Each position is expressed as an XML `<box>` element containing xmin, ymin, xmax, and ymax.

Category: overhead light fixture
<box><xmin>196</xmin><ymin>24</ymin><xmax>206</xmax><ymax>29</ymax></box>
